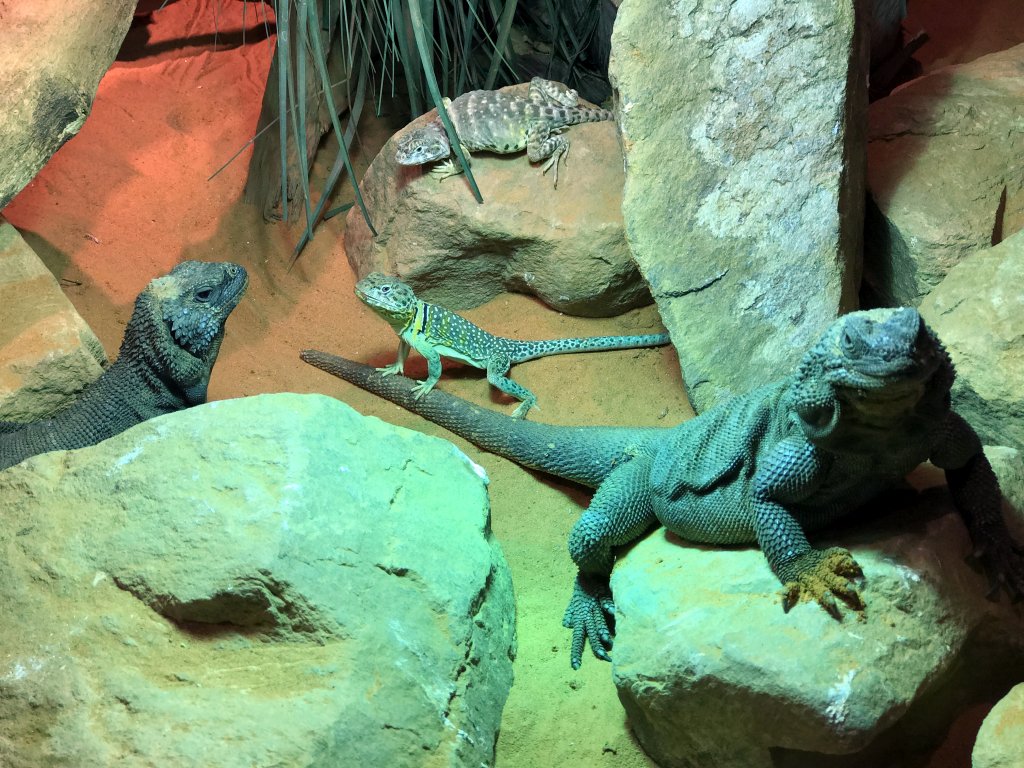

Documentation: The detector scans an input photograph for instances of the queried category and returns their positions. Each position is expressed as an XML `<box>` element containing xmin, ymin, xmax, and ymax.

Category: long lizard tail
<box><xmin>301</xmin><ymin>349</ymin><xmax>665</xmax><ymax>489</ymax></box>
<box><xmin>511</xmin><ymin>332</ymin><xmax>671</xmax><ymax>363</ymax></box>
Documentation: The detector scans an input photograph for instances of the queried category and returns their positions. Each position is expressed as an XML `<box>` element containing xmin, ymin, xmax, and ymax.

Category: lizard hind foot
<box><xmin>411</xmin><ymin>380</ymin><xmax>435</xmax><ymax>400</ymax></box>
<box><xmin>779</xmin><ymin>546</ymin><xmax>865</xmax><ymax>619</ymax></box>
<box><xmin>562</xmin><ymin>574</ymin><xmax>616</xmax><ymax>669</ymax></box>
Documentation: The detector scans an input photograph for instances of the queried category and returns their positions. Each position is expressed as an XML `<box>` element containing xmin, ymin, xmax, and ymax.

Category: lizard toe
<box><xmin>562</xmin><ymin>574</ymin><xmax>615</xmax><ymax>669</ymax></box>
<box><xmin>777</xmin><ymin>546</ymin><xmax>865</xmax><ymax>619</ymax></box>
<box><xmin>966</xmin><ymin>534</ymin><xmax>1024</xmax><ymax>602</ymax></box>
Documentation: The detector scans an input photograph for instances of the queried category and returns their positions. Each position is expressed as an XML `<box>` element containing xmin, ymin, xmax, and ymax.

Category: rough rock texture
<box><xmin>864</xmin><ymin>43</ymin><xmax>1024</xmax><ymax>307</ymax></box>
<box><xmin>344</xmin><ymin>83</ymin><xmax>650</xmax><ymax>317</ymax></box>
<box><xmin>987</xmin><ymin>446</ymin><xmax>1024</xmax><ymax>511</ymax></box>
<box><xmin>609</xmin><ymin>0</ymin><xmax>867</xmax><ymax>413</ymax></box>
<box><xmin>0</xmin><ymin>393</ymin><xmax>515</xmax><ymax>768</ymax></box>
<box><xmin>611</xmin><ymin>460</ymin><xmax>1024</xmax><ymax>768</ymax></box>
<box><xmin>919</xmin><ymin>230</ymin><xmax>1024</xmax><ymax>452</ymax></box>
<box><xmin>973</xmin><ymin>684</ymin><xmax>1024</xmax><ymax>768</ymax></box>
<box><xmin>0</xmin><ymin>218</ymin><xmax>107</xmax><ymax>421</ymax></box>
<box><xmin>0</xmin><ymin>0</ymin><xmax>136</xmax><ymax>208</ymax></box>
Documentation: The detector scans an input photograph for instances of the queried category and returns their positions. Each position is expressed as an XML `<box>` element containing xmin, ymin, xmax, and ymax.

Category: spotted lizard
<box><xmin>395</xmin><ymin>77</ymin><xmax>614</xmax><ymax>187</ymax></box>
<box><xmin>354</xmin><ymin>272</ymin><xmax>670</xmax><ymax>419</ymax></box>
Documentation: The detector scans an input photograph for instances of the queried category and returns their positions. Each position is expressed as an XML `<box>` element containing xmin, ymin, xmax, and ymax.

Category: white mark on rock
<box><xmin>825</xmin><ymin>668</ymin><xmax>857</xmax><ymax>725</ymax></box>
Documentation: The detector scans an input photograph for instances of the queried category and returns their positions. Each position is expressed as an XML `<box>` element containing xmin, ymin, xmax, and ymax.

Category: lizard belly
<box><xmin>431</xmin><ymin>341</ymin><xmax>488</xmax><ymax>369</ymax></box>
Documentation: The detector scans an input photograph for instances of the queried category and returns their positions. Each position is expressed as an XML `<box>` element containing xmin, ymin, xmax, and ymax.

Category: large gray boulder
<box><xmin>864</xmin><ymin>43</ymin><xmax>1024</xmax><ymax>307</ymax></box>
<box><xmin>0</xmin><ymin>0</ymin><xmax>136</xmax><ymax>208</ymax></box>
<box><xmin>609</xmin><ymin>0</ymin><xmax>867</xmax><ymax>413</ymax></box>
<box><xmin>611</xmin><ymin>457</ymin><xmax>1024</xmax><ymax>768</ymax></box>
<box><xmin>0</xmin><ymin>393</ymin><xmax>515</xmax><ymax>768</ymax></box>
<box><xmin>973</xmin><ymin>683</ymin><xmax>1024</xmax><ymax>768</ymax></box>
<box><xmin>919</xmin><ymin>230</ymin><xmax>1024</xmax><ymax>452</ymax></box>
<box><xmin>344</xmin><ymin>82</ymin><xmax>651</xmax><ymax>317</ymax></box>
<box><xmin>0</xmin><ymin>218</ymin><xmax>107</xmax><ymax>421</ymax></box>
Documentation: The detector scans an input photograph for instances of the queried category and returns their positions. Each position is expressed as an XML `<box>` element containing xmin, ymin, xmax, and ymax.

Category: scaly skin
<box><xmin>356</xmin><ymin>272</ymin><xmax>670</xmax><ymax>419</ymax></box>
<box><xmin>301</xmin><ymin>308</ymin><xmax>1024</xmax><ymax>668</ymax></box>
<box><xmin>0</xmin><ymin>261</ymin><xmax>248</xmax><ymax>471</ymax></box>
<box><xmin>395</xmin><ymin>77</ymin><xmax>613</xmax><ymax>187</ymax></box>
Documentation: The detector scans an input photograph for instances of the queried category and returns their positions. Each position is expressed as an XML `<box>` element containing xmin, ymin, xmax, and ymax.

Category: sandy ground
<box><xmin>3</xmin><ymin>1</ymin><xmax>1019</xmax><ymax>766</ymax></box>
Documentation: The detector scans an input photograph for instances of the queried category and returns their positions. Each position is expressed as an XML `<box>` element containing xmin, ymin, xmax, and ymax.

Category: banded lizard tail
<box><xmin>395</xmin><ymin>77</ymin><xmax>614</xmax><ymax>187</ymax></box>
<box><xmin>302</xmin><ymin>308</ymin><xmax>1024</xmax><ymax>668</ymax></box>
<box><xmin>355</xmin><ymin>272</ymin><xmax>670</xmax><ymax>419</ymax></box>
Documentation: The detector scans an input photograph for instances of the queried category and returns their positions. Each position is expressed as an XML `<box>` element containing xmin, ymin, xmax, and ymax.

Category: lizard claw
<box><xmin>510</xmin><ymin>398</ymin><xmax>538</xmax><ymax>420</ymax></box>
<box><xmin>778</xmin><ymin>546</ymin><xmax>865</xmax><ymax>618</ymax></box>
<box><xmin>965</xmin><ymin>532</ymin><xmax>1024</xmax><ymax>602</ymax></box>
<box><xmin>375</xmin><ymin>363</ymin><xmax>404</xmax><ymax>377</ymax></box>
<box><xmin>562</xmin><ymin>573</ymin><xmax>615</xmax><ymax>669</ymax></box>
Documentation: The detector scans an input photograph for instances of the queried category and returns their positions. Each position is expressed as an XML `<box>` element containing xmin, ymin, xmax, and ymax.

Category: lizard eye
<box><xmin>380</xmin><ymin>285</ymin><xmax>390</xmax><ymax>294</ymax></box>
<box><xmin>841</xmin><ymin>328</ymin><xmax>857</xmax><ymax>354</ymax></box>
<box><xmin>195</xmin><ymin>288</ymin><xmax>213</xmax><ymax>302</ymax></box>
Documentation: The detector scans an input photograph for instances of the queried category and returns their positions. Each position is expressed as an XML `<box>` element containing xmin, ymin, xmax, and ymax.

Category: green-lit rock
<box><xmin>865</xmin><ymin>43</ymin><xmax>1024</xmax><ymax>307</ymax></box>
<box><xmin>0</xmin><ymin>393</ymin><xmax>515</xmax><ymax>768</ymax></box>
<box><xmin>0</xmin><ymin>218</ymin><xmax>107</xmax><ymax>421</ymax></box>
<box><xmin>609</xmin><ymin>0</ymin><xmax>867</xmax><ymax>412</ymax></box>
<box><xmin>611</xmin><ymin>460</ymin><xmax>1024</xmax><ymax>768</ymax></box>
<box><xmin>973</xmin><ymin>683</ymin><xmax>1024</xmax><ymax>768</ymax></box>
<box><xmin>919</xmin><ymin>231</ymin><xmax>1024</xmax><ymax>453</ymax></box>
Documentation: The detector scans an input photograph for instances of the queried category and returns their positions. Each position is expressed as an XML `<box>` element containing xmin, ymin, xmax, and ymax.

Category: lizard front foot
<box><xmin>429</xmin><ymin>160</ymin><xmax>462</xmax><ymax>181</ymax></box>
<box><xmin>562</xmin><ymin>573</ymin><xmax>615</xmax><ymax>669</ymax></box>
<box><xmin>375</xmin><ymin>362</ymin><xmax>404</xmax><ymax>377</ymax></box>
<box><xmin>778</xmin><ymin>546</ymin><xmax>865</xmax><ymax>619</ymax></box>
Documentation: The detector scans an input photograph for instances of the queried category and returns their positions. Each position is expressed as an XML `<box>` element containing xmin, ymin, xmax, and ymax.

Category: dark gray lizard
<box><xmin>302</xmin><ymin>307</ymin><xmax>1024</xmax><ymax>668</ymax></box>
<box><xmin>0</xmin><ymin>260</ymin><xmax>248</xmax><ymax>471</ymax></box>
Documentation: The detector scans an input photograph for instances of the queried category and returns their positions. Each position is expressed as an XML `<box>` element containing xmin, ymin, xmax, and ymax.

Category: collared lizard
<box><xmin>0</xmin><ymin>261</ymin><xmax>248</xmax><ymax>471</ymax></box>
<box><xmin>395</xmin><ymin>77</ymin><xmax>614</xmax><ymax>187</ymax></box>
<box><xmin>302</xmin><ymin>307</ymin><xmax>1024</xmax><ymax>668</ymax></box>
<box><xmin>355</xmin><ymin>272</ymin><xmax>670</xmax><ymax>419</ymax></box>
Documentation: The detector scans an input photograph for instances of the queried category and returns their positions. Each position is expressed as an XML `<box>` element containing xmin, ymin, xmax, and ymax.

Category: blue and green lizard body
<box><xmin>355</xmin><ymin>272</ymin><xmax>670</xmax><ymax>419</ymax></box>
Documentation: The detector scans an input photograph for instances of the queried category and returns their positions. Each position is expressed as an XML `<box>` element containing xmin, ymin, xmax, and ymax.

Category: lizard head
<box><xmin>395</xmin><ymin>122</ymin><xmax>451</xmax><ymax>165</ymax></box>
<box><xmin>355</xmin><ymin>272</ymin><xmax>418</xmax><ymax>326</ymax></box>
<box><xmin>790</xmin><ymin>307</ymin><xmax>953</xmax><ymax>442</ymax></box>
<box><xmin>152</xmin><ymin>261</ymin><xmax>249</xmax><ymax>358</ymax></box>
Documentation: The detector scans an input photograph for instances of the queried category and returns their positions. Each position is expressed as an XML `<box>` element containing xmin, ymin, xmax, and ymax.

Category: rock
<box><xmin>610</xmin><ymin>463</ymin><xmax>1024</xmax><ymax>768</ymax></box>
<box><xmin>0</xmin><ymin>218</ymin><xmax>107</xmax><ymax>421</ymax></box>
<box><xmin>0</xmin><ymin>393</ymin><xmax>515</xmax><ymax>768</ymax></box>
<box><xmin>864</xmin><ymin>43</ymin><xmax>1024</xmax><ymax>307</ymax></box>
<box><xmin>344</xmin><ymin>82</ymin><xmax>650</xmax><ymax>317</ymax></box>
<box><xmin>0</xmin><ymin>0</ymin><xmax>136</xmax><ymax>208</ymax></box>
<box><xmin>609</xmin><ymin>0</ymin><xmax>867</xmax><ymax>413</ymax></box>
<box><xmin>918</xmin><ymin>230</ymin><xmax>1024</xmax><ymax>452</ymax></box>
<box><xmin>973</xmin><ymin>684</ymin><xmax>1024</xmax><ymax>768</ymax></box>
<box><xmin>986</xmin><ymin>446</ymin><xmax>1024</xmax><ymax>512</ymax></box>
